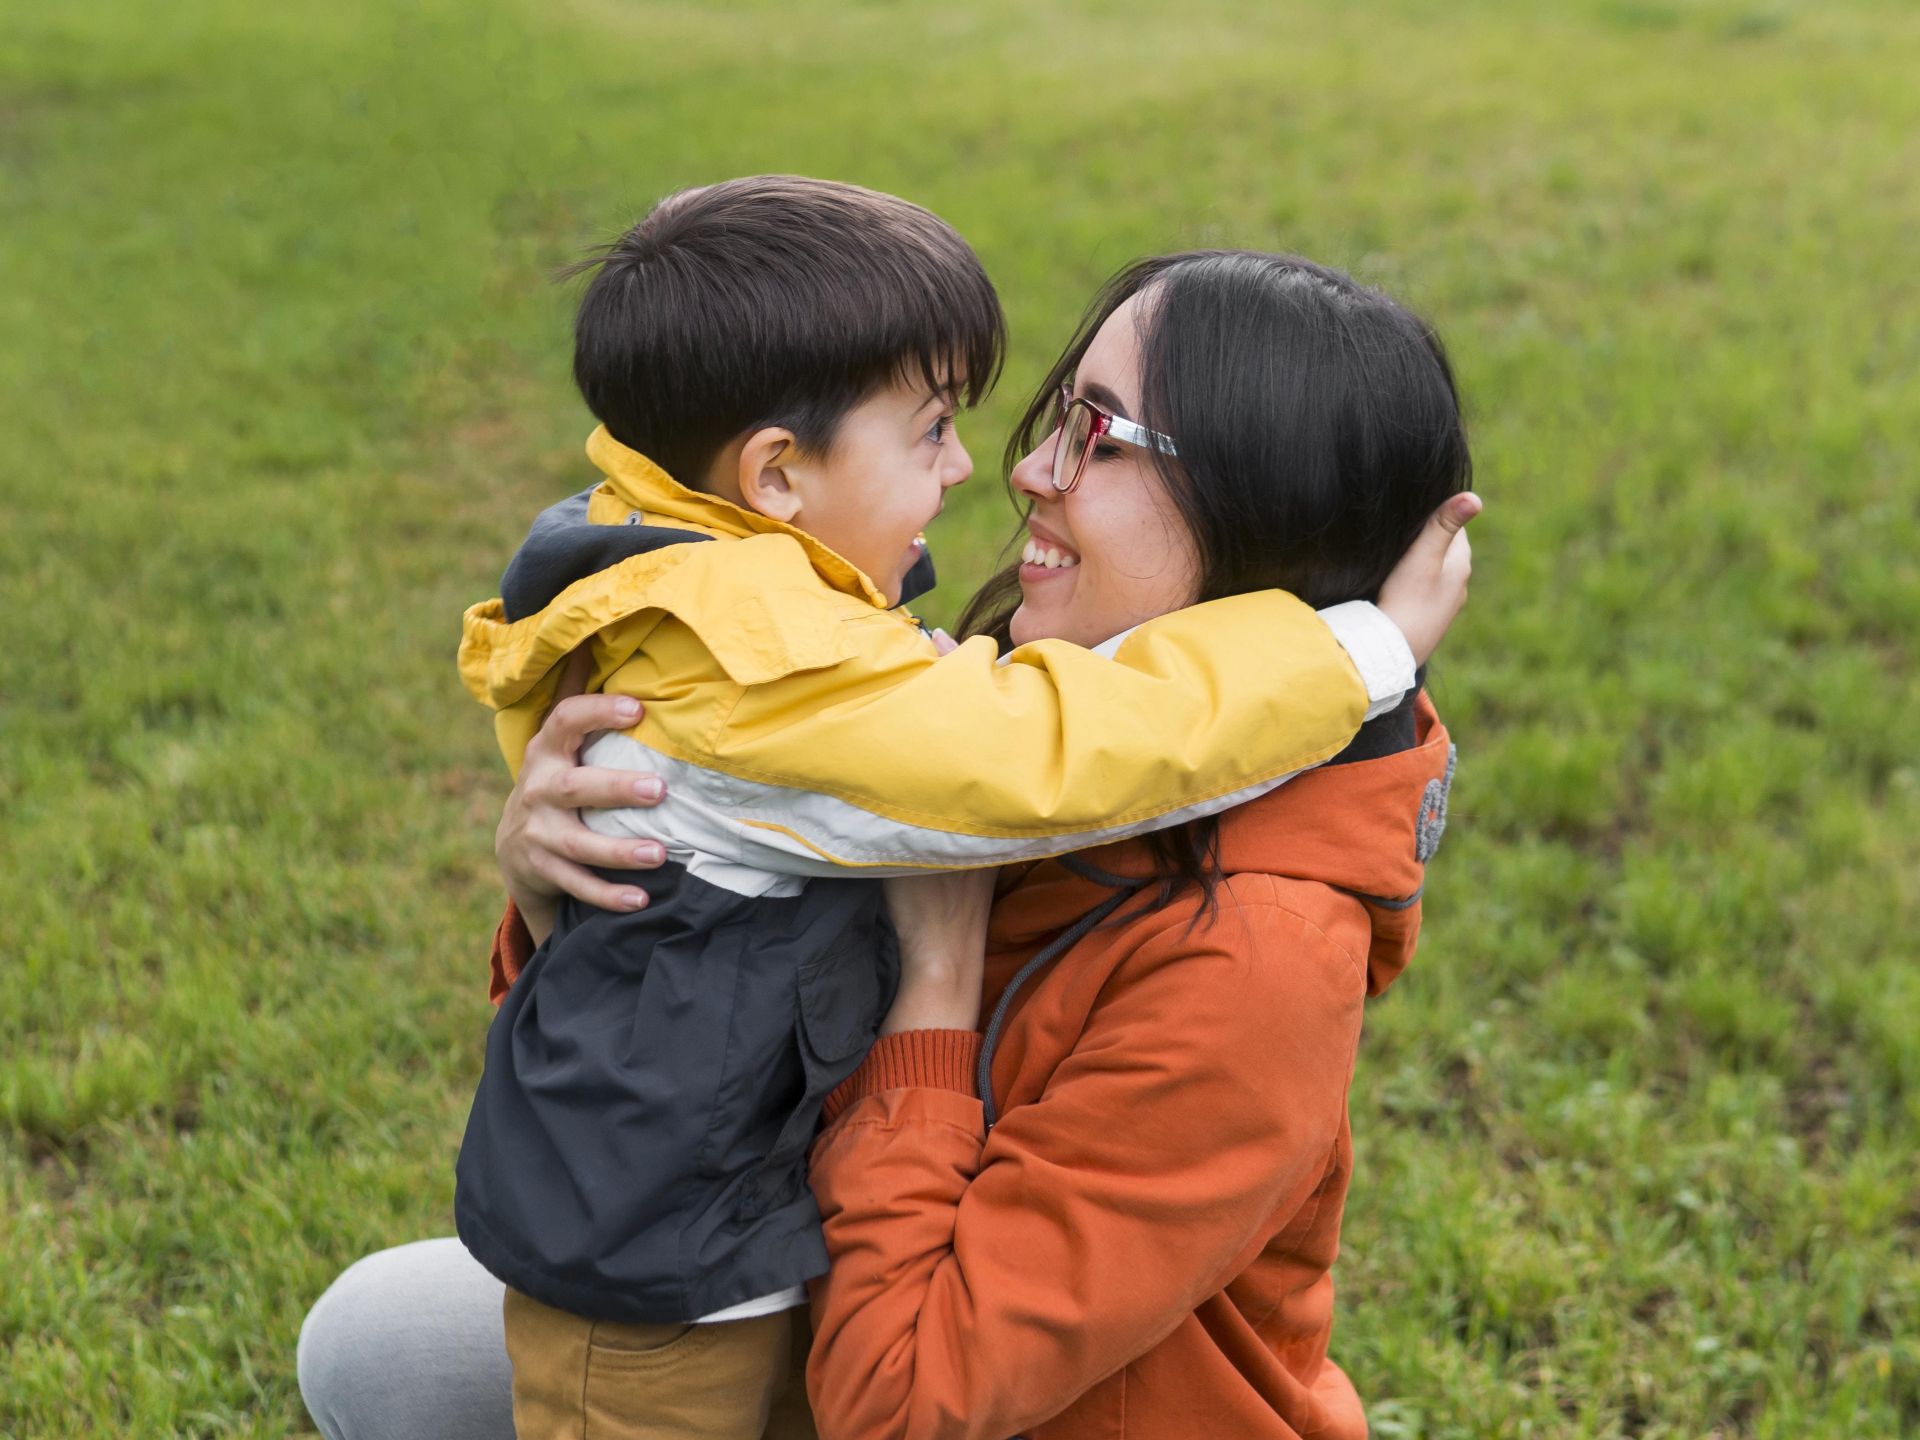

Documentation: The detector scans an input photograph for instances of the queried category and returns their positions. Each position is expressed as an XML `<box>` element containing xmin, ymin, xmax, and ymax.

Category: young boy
<box><xmin>454</xmin><ymin>176</ymin><xmax>1434</xmax><ymax>1438</ymax></box>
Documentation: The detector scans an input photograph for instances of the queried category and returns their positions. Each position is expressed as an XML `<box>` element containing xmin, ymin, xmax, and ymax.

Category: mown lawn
<box><xmin>2</xmin><ymin>0</ymin><xmax>1916</xmax><ymax>1434</ymax></box>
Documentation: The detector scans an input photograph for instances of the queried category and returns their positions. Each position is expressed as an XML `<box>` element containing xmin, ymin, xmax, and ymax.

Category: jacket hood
<box><xmin>460</xmin><ymin>427</ymin><xmax>939</xmax><ymax>740</ymax></box>
<box><xmin>495</xmin><ymin>427</ymin><xmax>937</xmax><ymax>623</ymax></box>
<box><xmin>988</xmin><ymin>694</ymin><xmax>1454</xmax><ymax>997</ymax></box>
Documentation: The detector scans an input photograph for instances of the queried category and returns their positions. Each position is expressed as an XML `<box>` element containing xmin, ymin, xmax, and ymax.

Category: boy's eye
<box><xmin>926</xmin><ymin>414</ymin><xmax>954</xmax><ymax>444</ymax></box>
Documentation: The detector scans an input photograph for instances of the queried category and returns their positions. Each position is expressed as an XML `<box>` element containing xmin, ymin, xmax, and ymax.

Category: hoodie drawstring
<box><xmin>977</xmin><ymin>855</ymin><xmax>1150</xmax><ymax>1133</ymax></box>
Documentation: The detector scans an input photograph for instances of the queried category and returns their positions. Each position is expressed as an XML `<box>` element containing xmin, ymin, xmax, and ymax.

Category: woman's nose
<box><xmin>1009</xmin><ymin>430</ymin><xmax>1058</xmax><ymax>500</ymax></box>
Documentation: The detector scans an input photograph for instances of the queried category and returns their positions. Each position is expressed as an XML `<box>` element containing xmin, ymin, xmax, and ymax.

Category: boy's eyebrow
<box><xmin>1078</xmin><ymin>380</ymin><xmax>1133</xmax><ymax>420</ymax></box>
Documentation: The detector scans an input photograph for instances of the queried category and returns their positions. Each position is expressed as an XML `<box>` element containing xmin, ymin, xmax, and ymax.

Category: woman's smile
<box><xmin>1019</xmin><ymin>520</ymin><xmax>1081</xmax><ymax>579</ymax></box>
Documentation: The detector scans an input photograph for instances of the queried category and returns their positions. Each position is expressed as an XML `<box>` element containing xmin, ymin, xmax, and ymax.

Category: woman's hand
<box><xmin>497</xmin><ymin>667</ymin><xmax>669</xmax><ymax>943</ymax></box>
<box><xmin>1378</xmin><ymin>491</ymin><xmax>1481</xmax><ymax>665</ymax></box>
<box><xmin>879</xmin><ymin>869</ymin><xmax>999</xmax><ymax>1035</ymax></box>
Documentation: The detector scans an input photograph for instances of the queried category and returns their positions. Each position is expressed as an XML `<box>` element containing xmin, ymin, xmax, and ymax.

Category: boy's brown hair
<box><xmin>569</xmin><ymin>176</ymin><xmax>1005</xmax><ymax>486</ymax></box>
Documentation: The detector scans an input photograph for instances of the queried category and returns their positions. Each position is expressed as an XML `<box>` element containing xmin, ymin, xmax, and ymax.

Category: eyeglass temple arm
<box><xmin>1104</xmin><ymin>413</ymin><xmax>1178</xmax><ymax>458</ymax></box>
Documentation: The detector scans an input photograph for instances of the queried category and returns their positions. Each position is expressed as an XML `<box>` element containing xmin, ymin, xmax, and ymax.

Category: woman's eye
<box><xmin>1092</xmin><ymin>441</ymin><xmax>1123</xmax><ymax>462</ymax></box>
<box><xmin>926</xmin><ymin>414</ymin><xmax>954</xmax><ymax>444</ymax></box>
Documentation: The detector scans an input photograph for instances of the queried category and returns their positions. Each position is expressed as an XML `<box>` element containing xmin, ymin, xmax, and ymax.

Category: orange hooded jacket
<box><xmin>489</xmin><ymin>697</ymin><xmax>1452</xmax><ymax>1439</ymax></box>
<box><xmin>801</xmin><ymin>695</ymin><xmax>1452</xmax><ymax>1439</ymax></box>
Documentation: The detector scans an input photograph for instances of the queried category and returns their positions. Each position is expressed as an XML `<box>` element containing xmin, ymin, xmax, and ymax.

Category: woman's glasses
<box><xmin>1048</xmin><ymin>382</ymin><xmax>1180</xmax><ymax>494</ymax></box>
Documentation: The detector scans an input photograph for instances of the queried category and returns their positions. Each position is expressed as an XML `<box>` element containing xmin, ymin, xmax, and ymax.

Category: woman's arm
<box><xmin>804</xmin><ymin>888</ymin><xmax>1367</xmax><ymax>1440</ymax></box>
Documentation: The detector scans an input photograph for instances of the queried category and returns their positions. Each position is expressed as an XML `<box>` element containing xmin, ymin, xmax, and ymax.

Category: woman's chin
<box><xmin>1008</xmin><ymin>602</ymin><xmax>1042</xmax><ymax>648</ymax></box>
<box><xmin>1011</xmin><ymin>595</ymin><xmax>1096</xmax><ymax>649</ymax></box>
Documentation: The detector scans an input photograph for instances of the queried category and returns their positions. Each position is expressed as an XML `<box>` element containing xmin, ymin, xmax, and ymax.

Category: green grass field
<box><xmin>3</xmin><ymin>0</ymin><xmax>1917</xmax><ymax>1434</ymax></box>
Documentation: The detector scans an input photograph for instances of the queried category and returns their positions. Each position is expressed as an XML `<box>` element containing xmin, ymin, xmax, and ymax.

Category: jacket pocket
<box><xmin>738</xmin><ymin>911</ymin><xmax>893</xmax><ymax>1218</ymax></box>
<box><xmin>587</xmin><ymin>1319</ymin><xmax>713</xmax><ymax>1365</ymax></box>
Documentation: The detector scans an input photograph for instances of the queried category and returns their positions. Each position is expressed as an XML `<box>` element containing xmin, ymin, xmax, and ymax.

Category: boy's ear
<box><xmin>734</xmin><ymin>427</ymin><xmax>803</xmax><ymax>525</ymax></box>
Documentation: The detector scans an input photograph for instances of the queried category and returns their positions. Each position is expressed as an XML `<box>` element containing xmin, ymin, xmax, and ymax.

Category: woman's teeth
<box><xmin>1021</xmin><ymin>538</ymin><xmax>1078</xmax><ymax>569</ymax></box>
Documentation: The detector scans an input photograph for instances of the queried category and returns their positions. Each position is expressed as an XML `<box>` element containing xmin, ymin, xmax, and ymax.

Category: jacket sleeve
<box><xmin>585</xmin><ymin>592</ymin><xmax>1414</xmax><ymax>877</ymax></box>
<box><xmin>803</xmin><ymin>892</ymin><xmax>1369</xmax><ymax>1440</ymax></box>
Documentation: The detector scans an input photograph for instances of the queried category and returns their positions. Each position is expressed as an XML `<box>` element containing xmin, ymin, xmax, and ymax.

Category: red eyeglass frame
<box><xmin>1049</xmin><ymin>382</ymin><xmax>1181</xmax><ymax>494</ymax></box>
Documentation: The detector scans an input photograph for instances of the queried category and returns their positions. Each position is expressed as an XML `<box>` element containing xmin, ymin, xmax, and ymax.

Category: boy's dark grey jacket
<box><xmin>457</xmin><ymin>491</ymin><xmax>926</xmax><ymax>1324</ymax></box>
<box><xmin>459</xmin><ymin>855</ymin><xmax>900</xmax><ymax>1323</ymax></box>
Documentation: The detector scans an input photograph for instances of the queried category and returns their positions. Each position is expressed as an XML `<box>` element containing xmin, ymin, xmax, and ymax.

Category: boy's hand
<box><xmin>1378</xmin><ymin>492</ymin><xmax>1481</xmax><ymax>666</ymax></box>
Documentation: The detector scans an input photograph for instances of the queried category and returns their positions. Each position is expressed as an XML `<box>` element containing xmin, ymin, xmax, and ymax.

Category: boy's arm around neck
<box><xmin>590</xmin><ymin>584</ymin><xmax>1412</xmax><ymax>876</ymax></box>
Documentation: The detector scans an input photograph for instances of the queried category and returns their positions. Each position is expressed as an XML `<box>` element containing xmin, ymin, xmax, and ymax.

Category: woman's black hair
<box><xmin>957</xmin><ymin>250</ymin><xmax>1472</xmax><ymax>916</ymax></box>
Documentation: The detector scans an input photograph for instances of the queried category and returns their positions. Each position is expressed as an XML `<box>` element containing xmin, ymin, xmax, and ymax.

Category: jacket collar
<box><xmin>586</xmin><ymin>426</ymin><xmax>892</xmax><ymax>611</ymax></box>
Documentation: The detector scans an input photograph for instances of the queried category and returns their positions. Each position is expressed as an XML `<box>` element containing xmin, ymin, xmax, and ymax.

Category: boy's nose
<box><xmin>943</xmin><ymin>432</ymin><xmax>975</xmax><ymax>488</ymax></box>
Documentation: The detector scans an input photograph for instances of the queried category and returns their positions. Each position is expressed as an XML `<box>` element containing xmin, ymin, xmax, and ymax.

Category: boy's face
<box><xmin>753</xmin><ymin>378</ymin><xmax>975</xmax><ymax>606</ymax></box>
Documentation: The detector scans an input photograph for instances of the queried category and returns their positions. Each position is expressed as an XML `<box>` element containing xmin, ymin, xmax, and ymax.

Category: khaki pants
<box><xmin>503</xmin><ymin>1288</ymin><xmax>816</xmax><ymax>1440</ymax></box>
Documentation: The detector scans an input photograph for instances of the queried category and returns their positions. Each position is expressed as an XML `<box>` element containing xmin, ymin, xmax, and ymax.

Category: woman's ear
<box><xmin>734</xmin><ymin>427</ymin><xmax>803</xmax><ymax>524</ymax></box>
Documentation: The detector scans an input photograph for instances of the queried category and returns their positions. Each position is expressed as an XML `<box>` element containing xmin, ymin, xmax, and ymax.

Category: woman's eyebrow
<box><xmin>1078</xmin><ymin>380</ymin><xmax>1133</xmax><ymax>419</ymax></box>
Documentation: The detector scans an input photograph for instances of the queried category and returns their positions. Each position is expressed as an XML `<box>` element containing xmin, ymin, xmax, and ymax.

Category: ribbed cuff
<box><xmin>1319</xmin><ymin>600</ymin><xmax>1418</xmax><ymax>720</ymax></box>
<box><xmin>823</xmin><ymin>1029</ymin><xmax>983</xmax><ymax>1124</ymax></box>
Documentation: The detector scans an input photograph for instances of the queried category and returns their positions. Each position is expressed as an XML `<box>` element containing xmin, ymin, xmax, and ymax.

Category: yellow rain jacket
<box><xmin>459</xmin><ymin>427</ymin><xmax>1415</xmax><ymax>882</ymax></box>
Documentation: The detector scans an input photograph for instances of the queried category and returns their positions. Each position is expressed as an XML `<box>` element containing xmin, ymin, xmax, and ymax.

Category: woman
<box><xmin>299</xmin><ymin>250</ymin><xmax>1477</xmax><ymax>1439</ymax></box>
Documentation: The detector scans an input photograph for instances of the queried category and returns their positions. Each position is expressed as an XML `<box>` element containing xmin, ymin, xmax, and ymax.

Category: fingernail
<box><xmin>614</xmin><ymin>697</ymin><xmax>641</xmax><ymax>720</ymax></box>
<box><xmin>633</xmin><ymin>844</ymin><xmax>663</xmax><ymax>866</ymax></box>
<box><xmin>635</xmin><ymin>777</ymin><xmax>663</xmax><ymax>801</ymax></box>
<box><xmin>621</xmin><ymin>890</ymin><xmax>648</xmax><ymax>910</ymax></box>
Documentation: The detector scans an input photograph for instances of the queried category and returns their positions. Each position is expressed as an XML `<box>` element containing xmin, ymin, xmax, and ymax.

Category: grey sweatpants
<box><xmin>297</xmin><ymin>1238</ymin><xmax>515</xmax><ymax>1440</ymax></box>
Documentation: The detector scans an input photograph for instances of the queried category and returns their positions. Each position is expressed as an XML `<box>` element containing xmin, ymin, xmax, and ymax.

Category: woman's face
<box><xmin>1007</xmin><ymin>293</ymin><xmax>1202</xmax><ymax>649</ymax></box>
